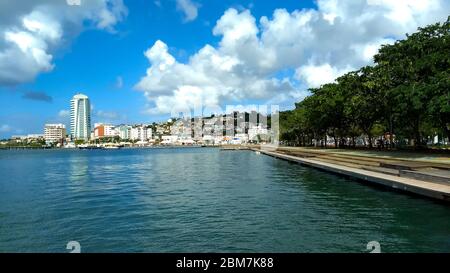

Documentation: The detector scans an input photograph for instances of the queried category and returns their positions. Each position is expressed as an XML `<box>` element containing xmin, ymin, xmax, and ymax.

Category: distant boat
<box><xmin>78</xmin><ymin>145</ymin><xmax>103</xmax><ymax>150</ymax></box>
<box><xmin>255</xmin><ymin>151</ymin><xmax>261</xmax><ymax>155</ymax></box>
<box><xmin>104</xmin><ymin>146</ymin><xmax>120</xmax><ymax>149</ymax></box>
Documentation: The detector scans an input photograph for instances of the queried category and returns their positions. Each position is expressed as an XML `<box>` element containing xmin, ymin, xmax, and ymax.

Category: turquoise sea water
<box><xmin>0</xmin><ymin>147</ymin><xmax>449</xmax><ymax>252</ymax></box>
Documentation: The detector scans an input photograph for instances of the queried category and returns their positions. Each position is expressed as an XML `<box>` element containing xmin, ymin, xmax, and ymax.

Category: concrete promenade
<box><xmin>220</xmin><ymin>145</ymin><xmax>450</xmax><ymax>202</ymax></box>
<box><xmin>256</xmin><ymin>149</ymin><xmax>450</xmax><ymax>202</ymax></box>
<box><xmin>276</xmin><ymin>146</ymin><xmax>450</xmax><ymax>164</ymax></box>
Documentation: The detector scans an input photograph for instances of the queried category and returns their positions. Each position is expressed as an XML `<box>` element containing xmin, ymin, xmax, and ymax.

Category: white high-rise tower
<box><xmin>70</xmin><ymin>93</ymin><xmax>91</xmax><ymax>140</ymax></box>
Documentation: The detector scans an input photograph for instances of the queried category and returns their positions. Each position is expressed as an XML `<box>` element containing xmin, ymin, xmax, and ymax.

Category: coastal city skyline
<box><xmin>1</xmin><ymin>0</ymin><xmax>449</xmax><ymax>139</ymax></box>
<box><xmin>6</xmin><ymin>92</ymin><xmax>276</xmax><ymax>148</ymax></box>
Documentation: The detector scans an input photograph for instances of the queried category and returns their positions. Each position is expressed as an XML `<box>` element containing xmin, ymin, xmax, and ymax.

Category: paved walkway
<box><xmin>277</xmin><ymin>146</ymin><xmax>450</xmax><ymax>165</ymax></box>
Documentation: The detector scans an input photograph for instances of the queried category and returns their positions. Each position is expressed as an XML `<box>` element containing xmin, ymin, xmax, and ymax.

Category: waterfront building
<box><xmin>177</xmin><ymin>137</ymin><xmax>195</xmax><ymax>145</ymax></box>
<box><xmin>117</xmin><ymin>125</ymin><xmax>132</xmax><ymax>140</ymax></box>
<box><xmin>155</xmin><ymin>123</ymin><xmax>170</xmax><ymax>136</ymax></box>
<box><xmin>131</xmin><ymin>125</ymin><xmax>152</xmax><ymax>141</ymax></box>
<box><xmin>233</xmin><ymin>133</ymin><xmax>249</xmax><ymax>144</ymax></box>
<box><xmin>223</xmin><ymin>114</ymin><xmax>235</xmax><ymax>137</ymax></box>
<box><xmin>27</xmin><ymin>134</ymin><xmax>45</xmax><ymax>139</ymax></box>
<box><xmin>11</xmin><ymin>134</ymin><xmax>44</xmax><ymax>140</ymax></box>
<box><xmin>11</xmin><ymin>135</ymin><xmax>27</xmax><ymax>140</ymax></box>
<box><xmin>94</xmin><ymin>123</ymin><xmax>117</xmax><ymax>139</ymax></box>
<box><xmin>161</xmin><ymin>135</ymin><xmax>178</xmax><ymax>145</ymax></box>
<box><xmin>202</xmin><ymin>116</ymin><xmax>218</xmax><ymax>137</ymax></box>
<box><xmin>145</xmin><ymin>126</ymin><xmax>153</xmax><ymax>140</ymax></box>
<box><xmin>171</xmin><ymin>119</ymin><xmax>192</xmax><ymax>140</ymax></box>
<box><xmin>202</xmin><ymin>135</ymin><xmax>215</xmax><ymax>145</ymax></box>
<box><xmin>190</xmin><ymin>117</ymin><xmax>202</xmax><ymax>133</ymax></box>
<box><xmin>93</xmin><ymin>124</ymin><xmax>102</xmax><ymax>138</ymax></box>
<box><xmin>44</xmin><ymin>124</ymin><xmax>66</xmax><ymax>144</ymax></box>
<box><xmin>145</xmin><ymin>127</ymin><xmax>153</xmax><ymax>140</ymax></box>
<box><xmin>155</xmin><ymin>111</ymin><xmax>271</xmax><ymax>144</ymax></box>
<box><xmin>248</xmin><ymin>125</ymin><xmax>269</xmax><ymax>142</ymax></box>
<box><xmin>104</xmin><ymin>125</ymin><xmax>117</xmax><ymax>137</ymax></box>
<box><xmin>70</xmin><ymin>93</ymin><xmax>91</xmax><ymax>140</ymax></box>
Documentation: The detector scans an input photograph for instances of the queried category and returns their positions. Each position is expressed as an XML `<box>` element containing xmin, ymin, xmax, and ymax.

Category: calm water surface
<box><xmin>0</xmin><ymin>148</ymin><xmax>449</xmax><ymax>252</ymax></box>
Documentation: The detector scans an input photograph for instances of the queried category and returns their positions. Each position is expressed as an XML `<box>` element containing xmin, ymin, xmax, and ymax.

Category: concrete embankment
<box><xmin>254</xmin><ymin>148</ymin><xmax>450</xmax><ymax>203</ymax></box>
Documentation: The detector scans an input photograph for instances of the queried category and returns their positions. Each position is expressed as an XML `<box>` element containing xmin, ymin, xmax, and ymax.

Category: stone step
<box><xmin>325</xmin><ymin>153</ymin><xmax>393</xmax><ymax>163</ymax></box>
<box><xmin>312</xmin><ymin>157</ymin><xmax>362</xmax><ymax>169</ymax></box>
<box><xmin>276</xmin><ymin>147</ymin><xmax>450</xmax><ymax>170</ymax></box>
<box><xmin>282</xmin><ymin>151</ymin><xmax>317</xmax><ymax>158</ymax></box>
<box><xmin>399</xmin><ymin>168</ymin><xmax>450</xmax><ymax>185</ymax></box>
<box><xmin>361</xmin><ymin>166</ymin><xmax>399</xmax><ymax>176</ymax></box>
<box><xmin>317</xmin><ymin>155</ymin><xmax>380</xmax><ymax>167</ymax></box>
<box><xmin>380</xmin><ymin>161</ymin><xmax>432</xmax><ymax>170</ymax></box>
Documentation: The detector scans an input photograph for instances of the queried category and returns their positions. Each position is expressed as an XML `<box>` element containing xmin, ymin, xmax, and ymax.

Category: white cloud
<box><xmin>58</xmin><ymin>109</ymin><xmax>70</xmax><ymax>118</ymax></box>
<box><xmin>176</xmin><ymin>0</ymin><xmax>200</xmax><ymax>22</ymax></box>
<box><xmin>0</xmin><ymin>124</ymin><xmax>11</xmax><ymax>133</ymax></box>
<box><xmin>97</xmin><ymin>0</ymin><xmax>128</xmax><ymax>31</ymax></box>
<box><xmin>295</xmin><ymin>63</ymin><xmax>353</xmax><ymax>88</ymax></box>
<box><xmin>96</xmin><ymin>110</ymin><xmax>119</xmax><ymax>119</ymax></box>
<box><xmin>133</xmin><ymin>0</ymin><xmax>449</xmax><ymax>114</ymax></box>
<box><xmin>93</xmin><ymin>109</ymin><xmax>127</xmax><ymax>124</ymax></box>
<box><xmin>0</xmin><ymin>0</ymin><xmax>128</xmax><ymax>86</ymax></box>
<box><xmin>135</xmin><ymin>38</ymin><xmax>296</xmax><ymax>114</ymax></box>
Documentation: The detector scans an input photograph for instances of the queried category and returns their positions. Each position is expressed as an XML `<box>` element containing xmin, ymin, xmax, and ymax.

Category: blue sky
<box><xmin>0</xmin><ymin>0</ymin><xmax>448</xmax><ymax>138</ymax></box>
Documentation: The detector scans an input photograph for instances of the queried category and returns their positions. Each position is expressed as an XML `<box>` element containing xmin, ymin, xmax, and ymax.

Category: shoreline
<box><xmin>0</xmin><ymin>145</ymin><xmax>222</xmax><ymax>150</ymax></box>
<box><xmin>253</xmin><ymin>148</ymin><xmax>450</xmax><ymax>203</ymax></box>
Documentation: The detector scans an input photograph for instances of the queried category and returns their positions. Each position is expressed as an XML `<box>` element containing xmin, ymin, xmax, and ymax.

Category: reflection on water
<box><xmin>0</xmin><ymin>148</ymin><xmax>449</xmax><ymax>253</ymax></box>
<box><xmin>68</xmin><ymin>154</ymin><xmax>89</xmax><ymax>189</ymax></box>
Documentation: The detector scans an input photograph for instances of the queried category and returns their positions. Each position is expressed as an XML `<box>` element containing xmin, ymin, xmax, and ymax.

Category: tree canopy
<box><xmin>280</xmin><ymin>17</ymin><xmax>450</xmax><ymax>149</ymax></box>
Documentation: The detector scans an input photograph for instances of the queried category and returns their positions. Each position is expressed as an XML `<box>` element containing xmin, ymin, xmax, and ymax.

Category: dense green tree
<box><xmin>279</xmin><ymin>17</ymin><xmax>449</xmax><ymax>150</ymax></box>
<box><xmin>374</xmin><ymin>16</ymin><xmax>449</xmax><ymax>147</ymax></box>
